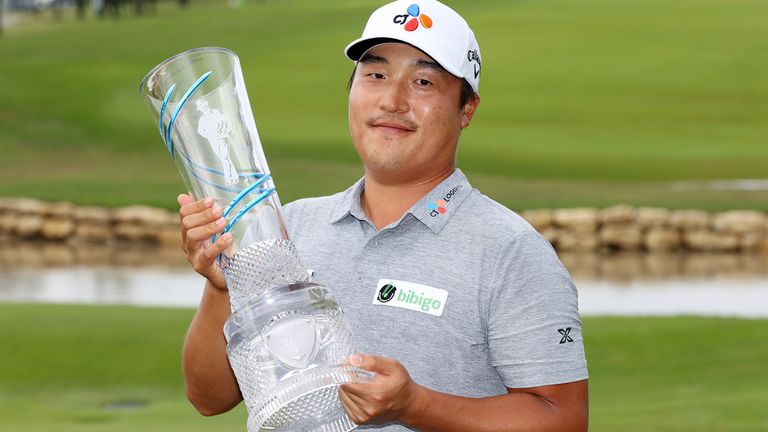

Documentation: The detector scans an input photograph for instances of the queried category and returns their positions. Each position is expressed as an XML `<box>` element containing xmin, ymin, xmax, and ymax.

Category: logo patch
<box><xmin>467</xmin><ymin>49</ymin><xmax>481</xmax><ymax>79</ymax></box>
<box><xmin>427</xmin><ymin>199</ymin><xmax>447</xmax><ymax>215</ymax></box>
<box><xmin>393</xmin><ymin>4</ymin><xmax>432</xmax><ymax>32</ymax></box>
<box><xmin>558</xmin><ymin>327</ymin><xmax>574</xmax><ymax>344</ymax></box>
<box><xmin>427</xmin><ymin>184</ymin><xmax>463</xmax><ymax>217</ymax></box>
<box><xmin>372</xmin><ymin>279</ymin><xmax>448</xmax><ymax>316</ymax></box>
<box><xmin>377</xmin><ymin>283</ymin><xmax>397</xmax><ymax>303</ymax></box>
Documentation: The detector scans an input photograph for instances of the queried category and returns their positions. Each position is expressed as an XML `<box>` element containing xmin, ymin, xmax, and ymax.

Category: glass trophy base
<box><xmin>225</xmin><ymin>282</ymin><xmax>374</xmax><ymax>432</ymax></box>
<box><xmin>248</xmin><ymin>365</ymin><xmax>374</xmax><ymax>432</ymax></box>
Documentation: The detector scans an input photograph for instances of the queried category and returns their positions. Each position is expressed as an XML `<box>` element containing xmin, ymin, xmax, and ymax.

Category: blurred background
<box><xmin>0</xmin><ymin>0</ymin><xmax>767</xmax><ymax>431</ymax></box>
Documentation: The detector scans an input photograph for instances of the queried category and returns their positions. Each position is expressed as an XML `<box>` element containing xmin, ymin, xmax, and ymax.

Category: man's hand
<box><xmin>177</xmin><ymin>194</ymin><xmax>233</xmax><ymax>291</ymax></box>
<box><xmin>339</xmin><ymin>354</ymin><xmax>423</xmax><ymax>425</ymax></box>
<box><xmin>339</xmin><ymin>353</ymin><xmax>588</xmax><ymax>432</ymax></box>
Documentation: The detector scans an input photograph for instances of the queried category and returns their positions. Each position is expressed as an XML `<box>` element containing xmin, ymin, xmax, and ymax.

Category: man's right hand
<box><xmin>178</xmin><ymin>193</ymin><xmax>233</xmax><ymax>291</ymax></box>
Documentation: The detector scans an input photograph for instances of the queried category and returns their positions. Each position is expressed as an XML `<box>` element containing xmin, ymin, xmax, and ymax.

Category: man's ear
<box><xmin>460</xmin><ymin>94</ymin><xmax>480</xmax><ymax>129</ymax></box>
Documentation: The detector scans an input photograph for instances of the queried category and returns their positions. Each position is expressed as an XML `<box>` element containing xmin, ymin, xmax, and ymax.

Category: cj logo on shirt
<box><xmin>372</xmin><ymin>279</ymin><xmax>448</xmax><ymax>316</ymax></box>
<box><xmin>427</xmin><ymin>184</ymin><xmax>463</xmax><ymax>217</ymax></box>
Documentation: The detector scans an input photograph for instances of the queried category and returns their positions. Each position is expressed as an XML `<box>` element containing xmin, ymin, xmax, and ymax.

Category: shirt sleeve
<box><xmin>485</xmin><ymin>229</ymin><xmax>588</xmax><ymax>388</ymax></box>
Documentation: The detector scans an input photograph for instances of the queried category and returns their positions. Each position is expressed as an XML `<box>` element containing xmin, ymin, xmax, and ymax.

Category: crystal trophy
<box><xmin>140</xmin><ymin>47</ymin><xmax>373</xmax><ymax>432</ymax></box>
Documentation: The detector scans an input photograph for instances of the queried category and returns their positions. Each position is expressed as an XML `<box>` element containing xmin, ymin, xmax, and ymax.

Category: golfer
<box><xmin>178</xmin><ymin>0</ymin><xmax>588</xmax><ymax>430</ymax></box>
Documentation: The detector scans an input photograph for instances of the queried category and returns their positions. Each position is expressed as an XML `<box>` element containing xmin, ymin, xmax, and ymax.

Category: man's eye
<box><xmin>367</xmin><ymin>73</ymin><xmax>385</xmax><ymax>79</ymax></box>
<box><xmin>415</xmin><ymin>79</ymin><xmax>432</xmax><ymax>86</ymax></box>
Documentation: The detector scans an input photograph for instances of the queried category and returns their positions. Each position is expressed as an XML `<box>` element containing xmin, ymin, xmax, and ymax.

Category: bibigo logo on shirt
<box><xmin>372</xmin><ymin>279</ymin><xmax>448</xmax><ymax>317</ymax></box>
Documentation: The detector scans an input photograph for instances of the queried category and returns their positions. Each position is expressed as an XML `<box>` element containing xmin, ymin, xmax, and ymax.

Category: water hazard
<box><xmin>1</xmin><ymin>242</ymin><xmax>767</xmax><ymax>317</ymax></box>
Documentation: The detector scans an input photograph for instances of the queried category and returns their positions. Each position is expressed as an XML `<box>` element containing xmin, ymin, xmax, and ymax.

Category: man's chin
<box><xmin>362</xmin><ymin>159</ymin><xmax>432</xmax><ymax>184</ymax></box>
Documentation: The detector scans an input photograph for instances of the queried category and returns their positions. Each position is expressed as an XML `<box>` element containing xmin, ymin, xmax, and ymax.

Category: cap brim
<box><xmin>344</xmin><ymin>37</ymin><xmax>465</xmax><ymax>82</ymax></box>
<box><xmin>345</xmin><ymin>37</ymin><xmax>409</xmax><ymax>61</ymax></box>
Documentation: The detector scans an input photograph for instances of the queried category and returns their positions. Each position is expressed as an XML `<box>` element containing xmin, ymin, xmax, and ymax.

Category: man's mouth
<box><xmin>367</xmin><ymin>117</ymin><xmax>418</xmax><ymax>133</ymax></box>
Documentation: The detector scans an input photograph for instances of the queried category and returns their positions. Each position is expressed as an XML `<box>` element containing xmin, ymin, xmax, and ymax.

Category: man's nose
<box><xmin>378</xmin><ymin>80</ymin><xmax>410</xmax><ymax>113</ymax></box>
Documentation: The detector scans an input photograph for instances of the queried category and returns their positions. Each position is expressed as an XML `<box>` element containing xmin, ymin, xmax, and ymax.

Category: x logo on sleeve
<box><xmin>558</xmin><ymin>327</ymin><xmax>574</xmax><ymax>344</ymax></box>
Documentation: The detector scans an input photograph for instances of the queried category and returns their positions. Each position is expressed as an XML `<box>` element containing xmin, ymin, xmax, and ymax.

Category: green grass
<box><xmin>0</xmin><ymin>303</ymin><xmax>766</xmax><ymax>431</ymax></box>
<box><xmin>0</xmin><ymin>0</ymin><xmax>767</xmax><ymax>210</ymax></box>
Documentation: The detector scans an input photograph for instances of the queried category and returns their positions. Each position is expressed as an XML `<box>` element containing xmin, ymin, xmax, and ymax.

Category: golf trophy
<box><xmin>140</xmin><ymin>47</ymin><xmax>373</xmax><ymax>432</ymax></box>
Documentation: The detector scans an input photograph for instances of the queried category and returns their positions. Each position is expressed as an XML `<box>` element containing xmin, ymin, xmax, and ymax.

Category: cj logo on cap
<box><xmin>393</xmin><ymin>4</ymin><xmax>433</xmax><ymax>32</ymax></box>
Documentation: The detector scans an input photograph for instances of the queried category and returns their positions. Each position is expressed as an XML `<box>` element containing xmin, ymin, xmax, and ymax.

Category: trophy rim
<box><xmin>139</xmin><ymin>46</ymin><xmax>239</xmax><ymax>98</ymax></box>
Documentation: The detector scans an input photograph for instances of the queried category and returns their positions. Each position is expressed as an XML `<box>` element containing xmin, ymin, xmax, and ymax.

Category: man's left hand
<box><xmin>339</xmin><ymin>354</ymin><xmax>424</xmax><ymax>425</ymax></box>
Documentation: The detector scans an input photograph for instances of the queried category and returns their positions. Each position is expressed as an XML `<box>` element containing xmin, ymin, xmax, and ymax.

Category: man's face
<box><xmin>348</xmin><ymin>43</ymin><xmax>478</xmax><ymax>183</ymax></box>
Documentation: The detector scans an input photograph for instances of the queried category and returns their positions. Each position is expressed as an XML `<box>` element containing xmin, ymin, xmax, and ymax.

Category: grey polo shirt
<box><xmin>284</xmin><ymin>169</ymin><xmax>587</xmax><ymax>430</ymax></box>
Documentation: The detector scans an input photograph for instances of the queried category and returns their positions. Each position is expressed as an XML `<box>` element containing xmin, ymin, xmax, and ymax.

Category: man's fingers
<box><xmin>187</xmin><ymin>234</ymin><xmax>231</xmax><ymax>278</ymax></box>
<box><xmin>201</xmin><ymin>233</ymin><xmax>233</xmax><ymax>262</ymax></box>
<box><xmin>185</xmin><ymin>217</ymin><xmax>228</xmax><ymax>242</ymax></box>
<box><xmin>179</xmin><ymin>197</ymin><xmax>213</xmax><ymax>218</ymax></box>
<box><xmin>340</xmin><ymin>379</ymin><xmax>375</xmax><ymax>400</ymax></box>
<box><xmin>177</xmin><ymin>193</ymin><xmax>194</xmax><ymax>207</ymax></box>
<box><xmin>177</xmin><ymin>194</ymin><xmax>194</xmax><ymax>249</ymax></box>
<box><xmin>181</xmin><ymin>205</ymin><xmax>223</xmax><ymax>230</ymax></box>
<box><xmin>348</xmin><ymin>354</ymin><xmax>395</xmax><ymax>374</ymax></box>
<box><xmin>338</xmin><ymin>389</ymin><xmax>366</xmax><ymax>425</ymax></box>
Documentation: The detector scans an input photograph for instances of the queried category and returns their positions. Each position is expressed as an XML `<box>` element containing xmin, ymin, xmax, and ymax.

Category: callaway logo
<box><xmin>468</xmin><ymin>49</ymin><xmax>481</xmax><ymax>79</ymax></box>
<box><xmin>393</xmin><ymin>3</ymin><xmax>433</xmax><ymax>32</ymax></box>
<box><xmin>428</xmin><ymin>184</ymin><xmax>463</xmax><ymax>217</ymax></box>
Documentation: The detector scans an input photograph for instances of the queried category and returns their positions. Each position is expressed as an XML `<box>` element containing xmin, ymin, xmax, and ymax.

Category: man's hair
<box><xmin>347</xmin><ymin>65</ymin><xmax>478</xmax><ymax>109</ymax></box>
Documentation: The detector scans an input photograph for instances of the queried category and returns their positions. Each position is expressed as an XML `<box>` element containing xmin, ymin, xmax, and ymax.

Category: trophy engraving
<box><xmin>195</xmin><ymin>100</ymin><xmax>240</xmax><ymax>186</ymax></box>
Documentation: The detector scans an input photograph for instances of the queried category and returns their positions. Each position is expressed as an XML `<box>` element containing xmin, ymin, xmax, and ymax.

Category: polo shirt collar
<box><xmin>329</xmin><ymin>169</ymin><xmax>473</xmax><ymax>234</ymax></box>
<box><xmin>409</xmin><ymin>169</ymin><xmax>472</xmax><ymax>234</ymax></box>
<box><xmin>328</xmin><ymin>176</ymin><xmax>367</xmax><ymax>224</ymax></box>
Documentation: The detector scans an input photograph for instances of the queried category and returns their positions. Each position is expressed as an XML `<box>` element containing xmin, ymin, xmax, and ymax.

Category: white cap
<box><xmin>345</xmin><ymin>0</ymin><xmax>482</xmax><ymax>93</ymax></box>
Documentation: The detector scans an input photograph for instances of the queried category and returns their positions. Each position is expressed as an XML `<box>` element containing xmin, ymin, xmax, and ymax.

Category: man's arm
<box><xmin>177</xmin><ymin>194</ymin><xmax>242</xmax><ymax>415</ymax></box>
<box><xmin>182</xmin><ymin>281</ymin><xmax>243</xmax><ymax>415</ymax></box>
<box><xmin>340</xmin><ymin>355</ymin><xmax>588</xmax><ymax>432</ymax></box>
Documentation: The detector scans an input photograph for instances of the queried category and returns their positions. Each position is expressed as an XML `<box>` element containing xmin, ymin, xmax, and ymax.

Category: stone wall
<box><xmin>2</xmin><ymin>198</ymin><xmax>767</xmax><ymax>254</ymax></box>
<box><xmin>0</xmin><ymin>198</ymin><xmax>181</xmax><ymax>247</ymax></box>
<box><xmin>522</xmin><ymin>205</ymin><xmax>768</xmax><ymax>253</ymax></box>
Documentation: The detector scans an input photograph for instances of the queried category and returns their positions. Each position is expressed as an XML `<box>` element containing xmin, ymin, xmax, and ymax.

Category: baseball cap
<box><xmin>344</xmin><ymin>0</ymin><xmax>482</xmax><ymax>93</ymax></box>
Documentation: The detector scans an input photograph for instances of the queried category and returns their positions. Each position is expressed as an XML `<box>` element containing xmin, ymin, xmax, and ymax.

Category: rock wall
<box><xmin>2</xmin><ymin>199</ymin><xmax>767</xmax><ymax>254</ymax></box>
<box><xmin>0</xmin><ymin>198</ymin><xmax>181</xmax><ymax>247</ymax></box>
<box><xmin>522</xmin><ymin>205</ymin><xmax>768</xmax><ymax>253</ymax></box>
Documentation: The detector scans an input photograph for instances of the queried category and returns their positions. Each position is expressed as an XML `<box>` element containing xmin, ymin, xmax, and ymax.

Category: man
<box><xmin>195</xmin><ymin>100</ymin><xmax>239</xmax><ymax>186</ymax></box>
<box><xmin>178</xmin><ymin>0</ymin><xmax>589</xmax><ymax>430</ymax></box>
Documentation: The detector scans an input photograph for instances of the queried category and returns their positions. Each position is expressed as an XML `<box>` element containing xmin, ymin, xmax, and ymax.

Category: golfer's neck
<box><xmin>361</xmin><ymin>167</ymin><xmax>454</xmax><ymax>231</ymax></box>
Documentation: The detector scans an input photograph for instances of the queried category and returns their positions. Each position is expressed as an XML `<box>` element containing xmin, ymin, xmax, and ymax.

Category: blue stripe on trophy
<box><xmin>222</xmin><ymin>173</ymin><xmax>272</xmax><ymax>218</ymax></box>
<box><xmin>165</xmin><ymin>71</ymin><xmax>213</xmax><ymax>159</ymax></box>
<box><xmin>211</xmin><ymin>174</ymin><xmax>274</xmax><ymax>243</ymax></box>
<box><xmin>186</xmin><ymin>166</ymin><xmax>269</xmax><ymax>194</ymax></box>
<box><xmin>155</xmin><ymin>70</ymin><xmax>278</xmax><ymax>246</ymax></box>
<box><xmin>222</xmin><ymin>187</ymin><xmax>276</xmax><ymax>236</ymax></box>
<box><xmin>159</xmin><ymin>83</ymin><xmax>176</xmax><ymax>145</ymax></box>
<box><xmin>175</xmin><ymin>147</ymin><xmax>265</xmax><ymax>179</ymax></box>
<box><xmin>158</xmin><ymin>71</ymin><xmax>267</xmax><ymax>177</ymax></box>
